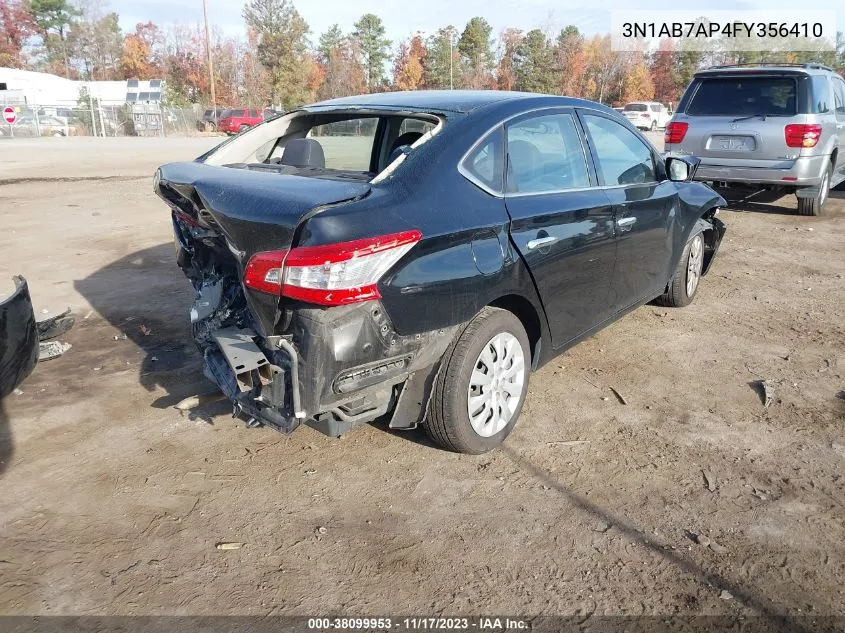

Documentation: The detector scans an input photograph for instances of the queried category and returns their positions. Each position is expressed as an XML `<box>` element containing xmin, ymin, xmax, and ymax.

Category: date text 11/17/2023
<box><xmin>306</xmin><ymin>617</ymin><xmax>530</xmax><ymax>630</ymax></box>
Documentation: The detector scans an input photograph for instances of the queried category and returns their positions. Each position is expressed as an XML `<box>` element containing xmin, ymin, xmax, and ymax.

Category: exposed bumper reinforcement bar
<box><xmin>205</xmin><ymin>327</ymin><xmax>305</xmax><ymax>434</ymax></box>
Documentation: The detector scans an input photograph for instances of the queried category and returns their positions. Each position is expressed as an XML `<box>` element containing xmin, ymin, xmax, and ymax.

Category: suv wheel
<box><xmin>238</xmin><ymin>124</ymin><xmax>251</xmax><ymax>133</ymax></box>
<box><xmin>797</xmin><ymin>163</ymin><xmax>832</xmax><ymax>216</ymax></box>
<box><xmin>650</xmin><ymin>120</ymin><xmax>657</xmax><ymax>132</ymax></box>
<box><xmin>424</xmin><ymin>307</ymin><xmax>530</xmax><ymax>454</ymax></box>
<box><xmin>655</xmin><ymin>230</ymin><xmax>705</xmax><ymax>308</ymax></box>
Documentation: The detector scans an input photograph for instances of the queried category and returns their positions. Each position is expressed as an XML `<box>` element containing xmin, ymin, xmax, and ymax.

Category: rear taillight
<box><xmin>642</xmin><ymin>113</ymin><xmax>651</xmax><ymax>118</ymax></box>
<box><xmin>243</xmin><ymin>230</ymin><xmax>422</xmax><ymax>306</ymax></box>
<box><xmin>664</xmin><ymin>121</ymin><xmax>688</xmax><ymax>144</ymax></box>
<box><xmin>243</xmin><ymin>250</ymin><xmax>287</xmax><ymax>295</ymax></box>
<box><xmin>784</xmin><ymin>124</ymin><xmax>821</xmax><ymax>148</ymax></box>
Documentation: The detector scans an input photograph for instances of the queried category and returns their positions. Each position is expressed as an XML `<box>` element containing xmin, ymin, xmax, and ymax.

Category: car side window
<box><xmin>810</xmin><ymin>76</ymin><xmax>832</xmax><ymax>113</ymax></box>
<box><xmin>505</xmin><ymin>113</ymin><xmax>590</xmax><ymax>194</ymax></box>
<box><xmin>582</xmin><ymin>114</ymin><xmax>656</xmax><ymax>186</ymax></box>
<box><xmin>462</xmin><ymin>127</ymin><xmax>504</xmax><ymax>193</ymax></box>
<box><xmin>833</xmin><ymin>77</ymin><xmax>845</xmax><ymax>116</ymax></box>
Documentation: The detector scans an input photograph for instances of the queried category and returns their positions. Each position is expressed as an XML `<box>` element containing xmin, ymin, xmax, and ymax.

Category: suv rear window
<box><xmin>687</xmin><ymin>77</ymin><xmax>797</xmax><ymax>116</ymax></box>
<box><xmin>623</xmin><ymin>104</ymin><xmax>647</xmax><ymax>112</ymax></box>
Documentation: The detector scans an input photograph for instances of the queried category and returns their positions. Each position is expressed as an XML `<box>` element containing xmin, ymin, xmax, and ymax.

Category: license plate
<box><xmin>710</xmin><ymin>135</ymin><xmax>756</xmax><ymax>152</ymax></box>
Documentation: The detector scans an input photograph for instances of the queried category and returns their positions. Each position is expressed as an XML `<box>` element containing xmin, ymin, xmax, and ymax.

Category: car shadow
<box><xmin>715</xmin><ymin>186</ymin><xmax>802</xmax><ymax>215</ymax></box>
<box><xmin>73</xmin><ymin>242</ymin><xmax>212</xmax><ymax>411</ymax></box>
<box><xmin>371</xmin><ymin>415</ymin><xmax>444</xmax><ymax>449</ymax></box>
<box><xmin>716</xmin><ymin>180</ymin><xmax>845</xmax><ymax>215</ymax></box>
<box><xmin>500</xmin><ymin>444</ymin><xmax>819</xmax><ymax>632</ymax></box>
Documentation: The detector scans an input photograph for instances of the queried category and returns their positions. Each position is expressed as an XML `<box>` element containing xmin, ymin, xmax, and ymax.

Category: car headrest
<box><xmin>387</xmin><ymin>132</ymin><xmax>425</xmax><ymax>164</ymax></box>
<box><xmin>281</xmin><ymin>138</ymin><xmax>326</xmax><ymax>168</ymax></box>
<box><xmin>391</xmin><ymin>132</ymin><xmax>424</xmax><ymax>153</ymax></box>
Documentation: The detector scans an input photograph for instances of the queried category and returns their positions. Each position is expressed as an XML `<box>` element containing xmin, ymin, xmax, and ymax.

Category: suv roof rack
<box><xmin>704</xmin><ymin>62</ymin><xmax>834</xmax><ymax>72</ymax></box>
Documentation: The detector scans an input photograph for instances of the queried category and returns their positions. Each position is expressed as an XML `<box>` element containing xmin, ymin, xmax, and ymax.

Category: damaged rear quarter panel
<box><xmin>0</xmin><ymin>277</ymin><xmax>38</xmax><ymax>399</ymax></box>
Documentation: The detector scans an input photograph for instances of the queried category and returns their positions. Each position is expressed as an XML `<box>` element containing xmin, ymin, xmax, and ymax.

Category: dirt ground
<box><xmin>0</xmin><ymin>136</ymin><xmax>844</xmax><ymax>624</ymax></box>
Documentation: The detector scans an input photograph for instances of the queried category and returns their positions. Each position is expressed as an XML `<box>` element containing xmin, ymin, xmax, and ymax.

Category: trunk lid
<box><xmin>156</xmin><ymin>161</ymin><xmax>371</xmax><ymax>336</ymax></box>
<box><xmin>157</xmin><ymin>162</ymin><xmax>371</xmax><ymax>259</ymax></box>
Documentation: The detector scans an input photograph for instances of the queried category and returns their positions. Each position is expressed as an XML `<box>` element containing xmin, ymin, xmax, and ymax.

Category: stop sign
<box><xmin>3</xmin><ymin>106</ymin><xmax>17</xmax><ymax>125</ymax></box>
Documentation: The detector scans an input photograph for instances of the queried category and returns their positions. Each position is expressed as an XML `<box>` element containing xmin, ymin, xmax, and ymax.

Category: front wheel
<box><xmin>424</xmin><ymin>307</ymin><xmax>530</xmax><ymax>454</ymax></box>
<box><xmin>654</xmin><ymin>230</ymin><xmax>705</xmax><ymax>308</ymax></box>
<box><xmin>797</xmin><ymin>163</ymin><xmax>831</xmax><ymax>216</ymax></box>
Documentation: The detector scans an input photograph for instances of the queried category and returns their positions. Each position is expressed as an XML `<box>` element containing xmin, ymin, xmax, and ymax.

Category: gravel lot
<box><xmin>0</xmin><ymin>135</ymin><xmax>843</xmax><ymax>624</ymax></box>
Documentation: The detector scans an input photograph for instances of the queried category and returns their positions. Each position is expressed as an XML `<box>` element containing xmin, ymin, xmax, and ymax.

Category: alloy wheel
<box><xmin>686</xmin><ymin>234</ymin><xmax>704</xmax><ymax>297</ymax></box>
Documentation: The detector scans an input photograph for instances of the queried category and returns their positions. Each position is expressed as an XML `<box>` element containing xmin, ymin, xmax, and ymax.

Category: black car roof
<box><xmin>306</xmin><ymin>90</ymin><xmax>606</xmax><ymax>114</ymax></box>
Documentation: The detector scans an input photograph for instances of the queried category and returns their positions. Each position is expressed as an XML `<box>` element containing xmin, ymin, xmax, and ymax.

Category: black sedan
<box><xmin>155</xmin><ymin>91</ymin><xmax>726</xmax><ymax>454</ymax></box>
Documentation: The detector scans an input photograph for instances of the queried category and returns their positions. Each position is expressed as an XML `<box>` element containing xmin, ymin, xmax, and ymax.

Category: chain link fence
<box><xmin>0</xmin><ymin>102</ymin><xmax>221</xmax><ymax>138</ymax></box>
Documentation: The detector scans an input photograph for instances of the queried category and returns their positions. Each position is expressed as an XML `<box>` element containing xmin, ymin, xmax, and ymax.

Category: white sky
<box><xmin>115</xmin><ymin>0</ymin><xmax>844</xmax><ymax>48</ymax></box>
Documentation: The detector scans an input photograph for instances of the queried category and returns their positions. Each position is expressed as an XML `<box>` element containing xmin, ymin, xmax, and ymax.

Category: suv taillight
<box><xmin>243</xmin><ymin>230</ymin><xmax>422</xmax><ymax>306</ymax></box>
<box><xmin>784</xmin><ymin>124</ymin><xmax>821</xmax><ymax>148</ymax></box>
<box><xmin>664</xmin><ymin>121</ymin><xmax>688</xmax><ymax>144</ymax></box>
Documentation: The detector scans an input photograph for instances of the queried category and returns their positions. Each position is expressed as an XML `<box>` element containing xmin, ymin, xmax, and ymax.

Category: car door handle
<box><xmin>526</xmin><ymin>236</ymin><xmax>558</xmax><ymax>250</ymax></box>
<box><xmin>617</xmin><ymin>216</ymin><xmax>637</xmax><ymax>228</ymax></box>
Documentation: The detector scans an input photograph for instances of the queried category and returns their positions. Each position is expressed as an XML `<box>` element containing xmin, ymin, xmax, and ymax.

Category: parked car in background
<box><xmin>218</xmin><ymin>108</ymin><xmax>266</xmax><ymax>134</ymax></box>
<box><xmin>197</xmin><ymin>108</ymin><xmax>227</xmax><ymax>131</ymax></box>
<box><xmin>623</xmin><ymin>101</ymin><xmax>671</xmax><ymax>131</ymax></box>
<box><xmin>0</xmin><ymin>114</ymin><xmax>69</xmax><ymax>137</ymax></box>
<box><xmin>665</xmin><ymin>63</ymin><xmax>845</xmax><ymax>216</ymax></box>
<box><xmin>155</xmin><ymin>90</ymin><xmax>726</xmax><ymax>453</ymax></box>
<box><xmin>34</xmin><ymin>115</ymin><xmax>70</xmax><ymax>137</ymax></box>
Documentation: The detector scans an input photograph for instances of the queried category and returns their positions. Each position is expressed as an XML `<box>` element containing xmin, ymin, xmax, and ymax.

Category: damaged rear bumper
<box><xmin>0</xmin><ymin>277</ymin><xmax>39</xmax><ymax>399</ymax></box>
<box><xmin>192</xmin><ymin>293</ymin><xmax>458</xmax><ymax>437</ymax></box>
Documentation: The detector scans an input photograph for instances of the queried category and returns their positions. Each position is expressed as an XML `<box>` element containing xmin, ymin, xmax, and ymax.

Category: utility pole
<box><xmin>202</xmin><ymin>0</ymin><xmax>217</xmax><ymax>126</ymax></box>
<box><xmin>87</xmin><ymin>83</ymin><xmax>97</xmax><ymax>137</ymax></box>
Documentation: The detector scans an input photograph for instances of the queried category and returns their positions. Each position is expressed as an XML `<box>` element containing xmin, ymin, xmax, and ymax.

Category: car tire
<box><xmin>654</xmin><ymin>229</ymin><xmax>706</xmax><ymax>308</ymax></box>
<box><xmin>650</xmin><ymin>120</ymin><xmax>657</xmax><ymax>132</ymax></box>
<box><xmin>797</xmin><ymin>163</ymin><xmax>832</xmax><ymax>216</ymax></box>
<box><xmin>239</xmin><ymin>124</ymin><xmax>251</xmax><ymax>133</ymax></box>
<box><xmin>423</xmin><ymin>307</ymin><xmax>530</xmax><ymax>454</ymax></box>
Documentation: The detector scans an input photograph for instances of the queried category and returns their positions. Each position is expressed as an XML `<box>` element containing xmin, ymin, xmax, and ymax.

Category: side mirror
<box><xmin>666</xmin><ymin>155</ymin><xmax>700</xmax><ymax>182</ymax></box>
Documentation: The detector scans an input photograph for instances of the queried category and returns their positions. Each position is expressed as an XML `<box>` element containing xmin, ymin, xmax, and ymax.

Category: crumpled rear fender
<box><xmin>0</xmin><ymin>276</ymin><xmax>38</xmax><ymax>399</ymax></box>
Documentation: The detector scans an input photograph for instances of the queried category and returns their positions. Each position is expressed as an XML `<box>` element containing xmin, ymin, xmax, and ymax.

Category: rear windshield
<box><xmin>623</xmin><ymin>103</ymin><xmax>647</xmax><ymax>112</ymax></box>
<box><xmin>687</xmin><ymin>77</ymin><xmax>797</xmax><ymax>116</ymax></box>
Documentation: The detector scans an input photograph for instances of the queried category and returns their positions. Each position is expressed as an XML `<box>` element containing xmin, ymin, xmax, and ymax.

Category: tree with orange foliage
<box><xmin>0</xmin><ymin>0</ymin><xmax>36</xmax><ymax>68</ymax></box>
<box><xmin>316</xmin><ymin>24</ymin><xmax>366</xmax><ymax>100</ymax></box>
<box><xmin>582</xmin><ymin>35</ymin><xmax>621</xmax><ymax>103</ymax></box>
<box><xmin>393</xmin><ymin>35</ymin><xmax>425</xmax><ymax>91</ymax></box>
<box><xmin>555</xmin><ymin>25</ymin><xmax>585</xmax><ymax>96</ymax></box>
<box><xmin>649</xmin><ymin>38</ymin><xmax>680</xmax><ymax>104</ymax></box>
<box><xmin>120</xmin><ymin>24</ymin><xmax>158</xmax><ymax>79</ymax></box>
<box><xmin>621</xmin><ymin>55</ymin><xmax>654</xmax><ymax>103</ymax></box>
<box><xmin>495</xmin><ymin>28</ymin><xmax>522</xmax><ymax>91</ymax></box>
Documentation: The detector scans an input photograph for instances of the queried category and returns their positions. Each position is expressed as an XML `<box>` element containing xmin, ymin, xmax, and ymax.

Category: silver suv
<box><xmin>665</xmin><ymin>63</ymin><xmax>845</xmax><ymax>215</ymax></box>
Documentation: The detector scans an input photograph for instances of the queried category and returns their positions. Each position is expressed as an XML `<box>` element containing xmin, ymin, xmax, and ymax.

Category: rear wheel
<box><xmin>424</xmin><ymin>307</ymin><xmax>530</xmax><ymax>454</ymax></box>
<box><xmin>238</xmin><ymin>124</ymin><xmax>251</xmax><ymax>134</ymax></box>
<box><xmin>654</xmin><ymin>230</ymin><xmax>705</xmax><ymax>308</ymax></box>
<box><xmin>650</xmin><ymin>120</ymin><xmax>657</xmax><ymax>132</ymax></box>
<box><xmin>797</xmin><ymin>163</ymin><xmax>831</xmax><ymax>216</ymax></box>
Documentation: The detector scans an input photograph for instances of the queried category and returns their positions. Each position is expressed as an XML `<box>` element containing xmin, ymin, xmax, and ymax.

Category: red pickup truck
<box><xmin>218</xmin><ymin>108</ymin><xmax>268</xmax><ymax>134</ymax></box>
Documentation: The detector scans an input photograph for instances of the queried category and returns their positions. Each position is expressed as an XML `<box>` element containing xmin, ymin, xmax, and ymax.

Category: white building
<box><xmin>0</xmin><ymin>67</ymin><xmax>128</xmax><ymax>105</ymax></box>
